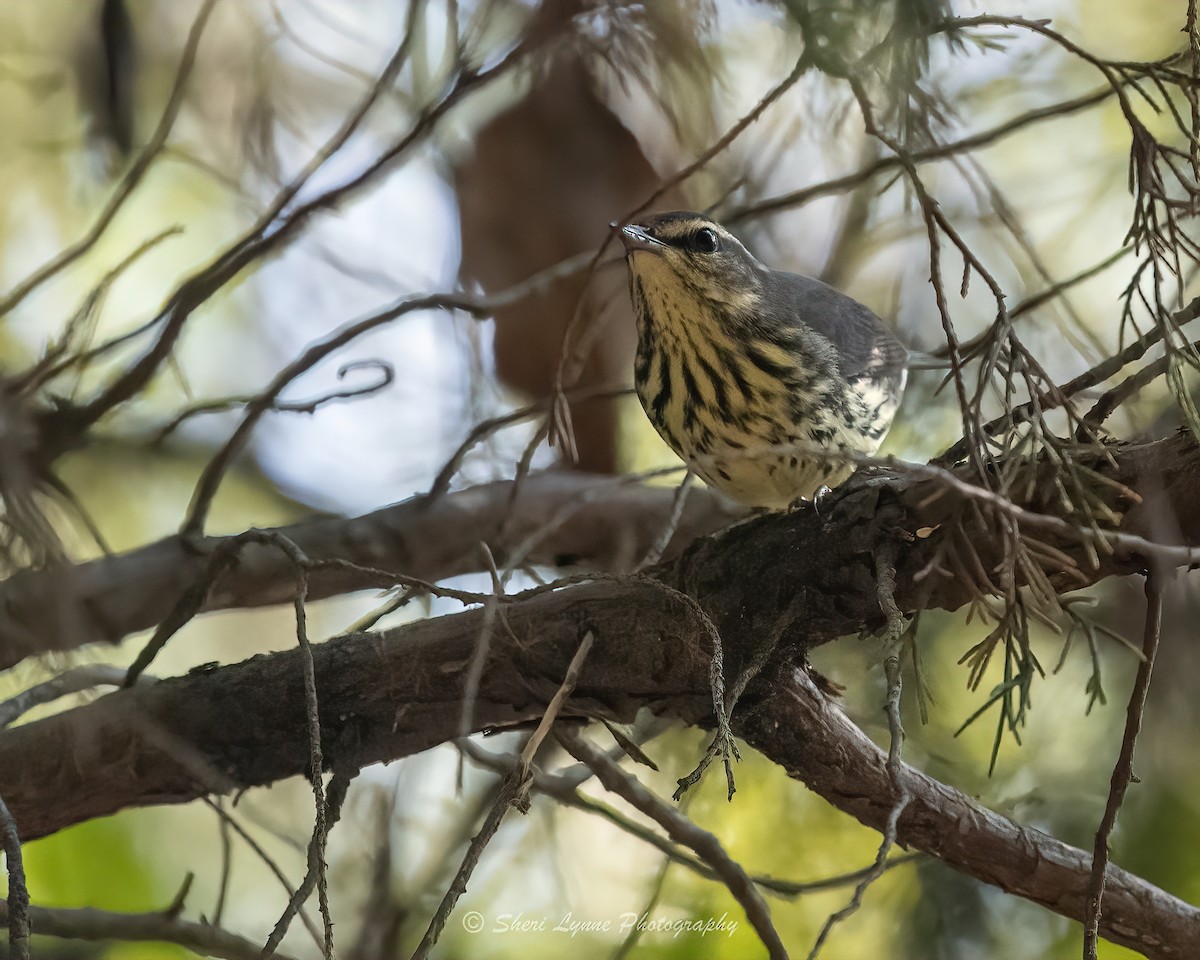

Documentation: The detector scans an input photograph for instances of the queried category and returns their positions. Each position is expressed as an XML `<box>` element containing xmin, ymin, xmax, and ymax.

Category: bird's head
<box><xmin>617</xmin><ymin>211</ymin><xmax>765</xmax><ymax>318</ymax></box>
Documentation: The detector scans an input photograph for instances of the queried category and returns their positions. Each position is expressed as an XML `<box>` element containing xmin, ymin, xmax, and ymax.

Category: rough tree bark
<box><xmin>1</xmin><ymin>432</ymin><xmax>1199</xmax><ymax>955</ymax></box>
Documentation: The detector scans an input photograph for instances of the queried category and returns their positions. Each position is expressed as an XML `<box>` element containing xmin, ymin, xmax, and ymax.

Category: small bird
<box><xmin>618</xmin><ymin>211</ymin><xmax>909</xmax><ymax>509</ymax></box>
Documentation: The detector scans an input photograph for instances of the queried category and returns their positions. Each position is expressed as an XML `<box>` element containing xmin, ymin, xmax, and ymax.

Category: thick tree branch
<box><xmin>4</xmin><ymin>433</ymin><xmax>1200</xmax><ymax>955</ymax></box>
<box><xmin>0</xmin><ymin>473</ymin><xmax>738</xmax><ymax>669</ymax></box>
<box><xmin>1</xmin><ymin>567</ymin><xmax>1196</xmax><ymax>957</ymax></box>
<box><xmin>735</xmin><ymin>661</ymin><xmax>1200</xmax><ymax>960</ymax></box>
<box><xmin>7</xmin><ymin>430</ymin><xmax>1200</xmax><ymax>672</ymax></box>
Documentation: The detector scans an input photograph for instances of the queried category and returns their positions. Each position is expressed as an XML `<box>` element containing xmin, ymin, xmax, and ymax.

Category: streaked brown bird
<box><xmin>619</xmin><ymin>211</ymin><xmax>909</xmax><ymax>508</ymax></box>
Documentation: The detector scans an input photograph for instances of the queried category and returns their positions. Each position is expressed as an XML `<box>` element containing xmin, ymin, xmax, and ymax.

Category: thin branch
<box><xmin>0</xmin><ymin>0</ymin><xmax>222</xmax><ymax>319</ymax></box>
<box><xmin>0</xmin><ymin>900</ymin><xmax>300</xmax><ymax>960</ymax></box>
<box><xmin>611</xmin><ymin>849</ymin><xmax>672</xmax><ymax>960</ymax></box>
<box><xmin>212</xmin><ymin>800</ymin><xmax>232</xmax><ymax>927</ymax></box>
<box><xmin>261</xmin><ymin>770</ymin><xmax>355</xmax><ymax>960</ymax></box>
<box><xmin>151</xmin><ymin>359</ymin><xmax>394</xmax><ymax>444</ymax></box>
<box><xmin>735</xmin><ymin>84</ymin><xmax>1120</xmax><ymax>223</ymax></box>
<box><xmin>806</xmin><ymin>540</ymin><xmax>912</xmax><ymax>960</ymax></box>
<box><xmin>11</xmin><ymin>225</ymin><xmax>185</xmax><ymax>396</ymax></box>
<box><xmin>0</xmin><ymin>664</ymin><xmax>133</xmax><ymax>729</ymax></box>
<box><xmin>123</xmin><ymin>530</ymin><xmax>286</xmax><ymax>685</ymax></box>
<box><xmin>635</xmin><ymin>471</ymin><xmax>695</xmax><ymax>572</ymax></box>
<box><xmin>1080</xmin><ymin>340</ymin><xmax>1200</xmax><ymax>431</ymax></box>
<box><xmin>456</xmin><ymin>738</ymin><xmax>920</xmax><ymax>899</ymax></box>
<box><xmin>200</xmin><ymin>799</ymin><xmax>325</xmax><ymax>951</ymax></box>
<box><xmin>0</xmin><ymin>795</ymin><xmax>30</xmax><ymax>960</ymax></box>
<box><xmin>1083</xmin><ymin>575</ymin><xmax>1164</xmax><ymax>959</ymax></box>
<box><xmin>181</xmin><ymin>251</ymin><xmax>602</xmax><ymax>538</ymax></box>
<box><xmin>282</xmin><ymin>536</ymin><xmax>333</xmax><ymax>960</ymax></box>
<box><xmin>941</xmin><ymin>297</ymin><xmax>1200</xmax><ymax>464</ymax></box>
<box><xmin>556</xmin><ymin>725</ymin><xmax>788</xmax><ymax>960</ymax></box>
<box><xmin>410</xmin><ymin>631</ymin><xmax>594</xmax><ymax>960</ymax></box>
<box><xmin>425</xmin><ymin>380</ymin><xmax>629</xmax><ymax>502</ymax></box>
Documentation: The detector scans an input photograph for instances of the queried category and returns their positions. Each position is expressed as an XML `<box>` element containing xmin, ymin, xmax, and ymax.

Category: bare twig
<box><xmin>458</xmin><ymin>543</ymin><xmax>503</xmax><ymax>744</ymax></box>
<box><xmin>735</xmin><ymin>84</ymin><xmax>1121</xmax><ymax>224</ymax></box>
<box><xmin>12</xmin><ymin>226</ymin><xmax>185</xmax><ymax>396</ymax></box>
<box><xmin>181</xmin><ymin>252</ymin><xmax>605</xmax><ymax>538</ymax></box>
<box><xmin>456</xmin><ymin>737</ymin><xmax>920</xmax><ymax>898</ymax></box>
<box><xmin>261</xmin><ymin>770</ymin><xmax>355</xmax><ymax>960</ymax></box>
<box><xmin>0</xmin><ymin>899</ymin><xmax>300</xmax><ymax>960</ymax></box>
<box><xmin>122</xmin><ymin>530</ymin><xmax>288</xmax><ymax>685</ymax></box>
<box><xmin>1081</xmin><ymin>339</ymin><xmax>1200</xmax><ymax>431</ymax></box>
<box><xmin>612</xmin><ymin>844</ymin><xmax>674</xmax><ymax>960</ymax></box>
<box><xmin>411</xmin><ymin>631</ymin><xmax>594</xmax><ymax>960</ymax></box>
<box><xmin>806</xmin><ymin>540</ymin><xmax>912</xmax><ymax>959</ymax></box>
<box><xmin>0</xmin><ymin>0</ymin><xmax>222</xmax><ymax>319</ymax></box>
<box><xmin>1083</xmin><ymin>575</ymin><xmax>1164</xmax><ymax>959</ymax></box>
<box><xmin>151</xmin><ymin>359</ymin><xmax>394</xmax><ymax>444</ymax></box>
<box><xmin>282</xmin><ymin>538</ymin><xmax>333</xmax><ymax>960</ymax></box>
<box><xmin>557</xmin><ymin>725</ymin><xmax>788</xmax><ymax>960</ymax></box>
<box><xmin>0</xmin><ymin>665</ymin><xmax>134</xmax><ymax>729</ymax></box>
<box><xmin>213</xmin><ymin>804</ymin><xmax>232</xmax><ymax>926</ymax></box>
<box><xmin>635</xmin><ymin>471</ymin><xmax>695</xmax><ymax>572</ymax></box>
<box><xmin>662</xmin><ymin>585</ymin><xmax>740</xmax><ymax>803</ymax></box>
<box><xmin>425</xmin><ymin>381</ymin><xmax>629</xmax><ymax>502</ymax></box>
<box><xmin>200</xmin><ymin>799</ymin><xmax>325</xmax><ymax>951</ymax></box>
<box><xmin>0</xmin><ymin>795</ymin><xmax>30</xmax><ymax>960</ymax></box>
<box><xmin>941</xmin><ymin>297</ymin><xmax>1200</xmax><ymax>464</ymax></box>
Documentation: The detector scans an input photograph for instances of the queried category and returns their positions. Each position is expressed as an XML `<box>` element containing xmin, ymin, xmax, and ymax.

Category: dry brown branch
<box><xmin>150</xmin><ymin>359</ymin><xmax>394</xmax><ymax>444</ymax></box>
<box><xmin>262</xmin><ymin>770</ymin><xmax>354</xmax><ymax>960</ymax></box>
<box><xmin>0</xmin><ymin>556</ymin><xmax>1196</xmax><ymax>956</ymax></box>
<box><xmin>0</xmin><ymin>0</ymin><xmax>222</xmax><ymax>319</ymax></box>
<box><xmin>411</xmin><ymin>631</ymin><xmax>593</xmax><ymax>959</ymax></box>
<box><xmin>805</xmin><ymin>540</ymin><xmax>911</xmax><ymax>960</ymax></box>
<box><xmin>0</xmin><ymin>795</ymin><xmax>29</xmax><ymax>960</ymax></box>
<box><xmin>0</xmin><ymin>899</ymin><xmax>301</xmax><ymax>960</ymax></box>
<box><xmin>941</xmin><ymin>297</ymin><xmax>1200</xmax><ymax>464</ymax></box>
<box><xmin>735</xmin><ymin>84</ymin><xmax>1121</xmax><ymax>223</ymax></box>
<box><xmin>557</xmin><ymin>726</ymin><xmax>788</xmax><ymax>960</ymax></box>
<box><xmin>2</xmin><ymin>434</ymin><xmax>1200</xmax><ymax>955</ymax></box>
<box><xmin>0</xmin><ymin>472</ymin><xmax>738</xmax><ymax>670</ymax></box>
<box><xmin>1083</xmin><ymin>576</ymin><xmax>1165</xmax><ymax>959</ymax></box>
<box><xmin>455</xmin><ymin>737</ymin><xmax>921</xmax><ymax>898</ymax></box>
<box><xmin>200</xmin><ymin>798</ymin><xmax>325</xmax><ymax>952</ymax></box>
<box><xmin>0</xmin><ymin>664</ymin><xmax>132</xmax><ymax>729</ymax></box>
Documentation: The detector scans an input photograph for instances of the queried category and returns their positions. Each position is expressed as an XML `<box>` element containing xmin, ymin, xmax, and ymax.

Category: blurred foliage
<box><xmin>0</xmin><ymin>0</ymin><xmax>1196</xmax><ymax>958</ymax></box>
<box><xmin>10</xmin><ymin>814</ymin><xmax>188</xmax><ymax>960</ymax></box>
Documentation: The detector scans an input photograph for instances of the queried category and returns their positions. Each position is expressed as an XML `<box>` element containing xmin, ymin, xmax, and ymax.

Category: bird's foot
<box><xmin>787</xmin><ymin>485</ymin><xmax>834</xmax><ymax>515</ymax></box>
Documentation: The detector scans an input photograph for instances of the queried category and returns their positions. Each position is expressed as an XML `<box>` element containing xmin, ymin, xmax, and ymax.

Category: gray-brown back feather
<box><xmin>760</xmin><ymin>271</ymin><xmax>908</xmax><ymax>380</ymax></box>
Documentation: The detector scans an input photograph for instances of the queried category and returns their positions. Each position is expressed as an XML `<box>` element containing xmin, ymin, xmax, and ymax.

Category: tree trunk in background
<box><xmin>456</xmin><ymin>55</ymin><xmax>678</xmax><ymax>473</ymax></box>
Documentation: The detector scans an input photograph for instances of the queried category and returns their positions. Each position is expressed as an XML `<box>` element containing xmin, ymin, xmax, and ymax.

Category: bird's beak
<box><xmin>615</xmin><ymin>222</ymin><xmax>665</xmax><ymax>254</ymax></box>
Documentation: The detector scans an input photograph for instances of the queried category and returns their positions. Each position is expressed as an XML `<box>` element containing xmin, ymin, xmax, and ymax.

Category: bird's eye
<box><xmin>691</xmin><ymin>227</ymin><xmax>720</xmax><ymax>253</ymax></box>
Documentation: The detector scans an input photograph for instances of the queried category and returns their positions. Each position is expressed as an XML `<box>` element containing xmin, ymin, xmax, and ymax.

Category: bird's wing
<box><xmin>762</xmin><ymin>271</ymin><xmax>908</xmax><ymax>380</ymax></box>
